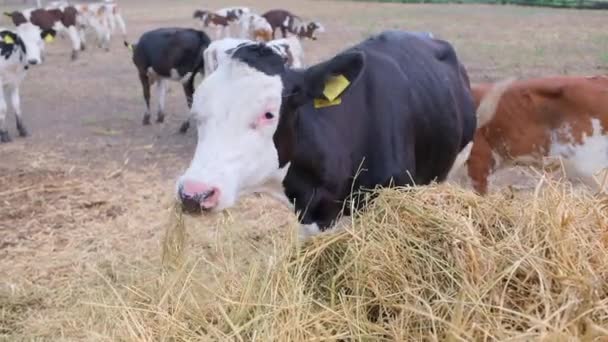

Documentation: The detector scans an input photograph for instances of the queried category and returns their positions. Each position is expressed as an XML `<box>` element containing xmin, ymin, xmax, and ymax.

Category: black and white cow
<box><xmin>175</xmin><ymin>30</ymin><xmax>503</xmax><ymax>240</ymax></box>
<box><xmin>124</xmin><ymin>27</ymin><xmax>211</xmax><ymax>131</ymax></box>
<box><xmin>0</xmin><ymin>23</ymin><xmax>56</xmax><ymax>142</ymax></box>
<box><xmin>4</xmin><ymin>6</ymin><xmax>82</xmax><ymax>60</ymax></box>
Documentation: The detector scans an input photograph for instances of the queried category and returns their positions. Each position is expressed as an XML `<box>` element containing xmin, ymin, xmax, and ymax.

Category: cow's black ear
<box><xmin>41</xmin><ymin>29</ymin><xmax>57</xmax><ymax>42</ymax></box>
<box><xmin>295</xmin><ymin>51</ymin><xmax>364</xmax><ymax>106</ymax></box>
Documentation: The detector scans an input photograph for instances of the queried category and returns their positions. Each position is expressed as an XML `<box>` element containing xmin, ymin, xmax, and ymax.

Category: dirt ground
<box><xmin>1</xmin><ymin>0</ymin><xmax>608</xmax><ymax>339</ymax></box>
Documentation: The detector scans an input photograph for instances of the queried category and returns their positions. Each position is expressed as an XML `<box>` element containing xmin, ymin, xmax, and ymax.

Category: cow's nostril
<box><xmin>201</xmin><ymin>189</ymin><xmax>216</xmax><ymax>201</ymax></box>
<box><xmin>178</xmin><ymin>185</ymin><xmax>202</xmax><ymax>214</ymax></box>
<box><xmin>27</xmin><ymin>59</ymin><xmax>39</xmax><ymax>65</ymax></box>
<box><xmin>200</xmin><ymin>187</ymin><xmax>220</xmax><ymax>210</ymax></box>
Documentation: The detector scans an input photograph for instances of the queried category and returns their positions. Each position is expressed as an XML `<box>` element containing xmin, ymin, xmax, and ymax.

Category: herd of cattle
<box><xmin>124</xmin><ymin>6</ymin><xmax>320</xmax><ymax>133</ymax></box>
<box><xmin>0</xmin><ymin>2</ymin><xmax>606</xmax><ymax>240</ymax></box>
<box><xmin>0</xmin><ymin>0</ymin><xmax>126</xmax><ymax>144</ymax></box>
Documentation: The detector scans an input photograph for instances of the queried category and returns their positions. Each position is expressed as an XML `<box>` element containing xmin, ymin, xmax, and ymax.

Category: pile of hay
<box><xmin>96</xmin><ymin>180</ymin><xmax>608</xmax><ymax>341</ymax></box>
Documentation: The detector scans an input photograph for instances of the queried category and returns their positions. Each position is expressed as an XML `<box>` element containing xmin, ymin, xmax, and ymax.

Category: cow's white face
<box><xmin>176</xmin><ymin>43</ymin><xmax>363</xmax><ymax>214</ymax></box>
<box><xmin>177</xmin><ymin>61</ymin><xmax>286</xmax><ymax>212</ymax></box>
<box><xmin>16</xmin><ymin>23</ymin><xmax>52</xmax><ymax>65</ymax></box>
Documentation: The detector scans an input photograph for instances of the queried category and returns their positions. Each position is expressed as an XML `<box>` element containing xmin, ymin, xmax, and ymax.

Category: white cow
<box><xmin>72</xmin><ymin>2</ymin><xmax>127</xmax><ymax>51</ymax></box>
<box><xmin>0</xmin><ymin>24</ymin><xmax>56</xmax><ymax>142</ymax></box>
<box><xmin>101</xmin><ymin>2</ymin><xmax>127</xmax><ymax>38</ymax></box>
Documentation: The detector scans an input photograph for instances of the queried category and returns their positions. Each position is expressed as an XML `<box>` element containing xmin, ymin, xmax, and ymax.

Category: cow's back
<box><xmin>342</xmin><ymin>31</ymin><xmax>475</xmax><ymax>185</ymax></box>
<box><xmin>476</xmin><ymin>76</ymin><xmax>608</xmax><ymax>159</ymax></box>
<box><xmin>135</xmin><ymin>28</ymin><xmax>210</xmax><ymax>77</ymax></box>
<box><xmin>29</xmin><ymin>9</ymin><xmax>60</xmax><ymax>30</ymax></box>
<box><xmin>466</xmin><ymin>75</ymin><xmax>608</xmax><ymax>194</ymax></box>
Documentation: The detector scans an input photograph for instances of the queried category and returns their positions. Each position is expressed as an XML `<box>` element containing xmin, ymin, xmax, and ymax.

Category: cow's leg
<box><xmin>178</xmin><ymin>77</ymin><xmax>196</xmax><ymax>134</ymax></box>
<box><xmin>155</xmin><ymin>79</ymin><xmax>167</xmax><ymax>123</ymax></box>
<box><xmin>114</xmin><ymin>13</ymin><xmax>127</xmax><ymax>38</ymax></box>
<box><xmin>138</xmin><ymin>72</ymin><xmax>152</xmax><ymax>125</ymax></box>
<box><xmin>96</xmin><ymin>20</ymin><xmax>111</xmax><ymax>51</ymax></box>
<box><xmin>271</xmin><ymin>27</ymin><xmax>276</xmax><ymax>39</ymax></box>
<box><xmin>465</xmin><ymin>135</ymin><xmax>495</xmax><ymax>195</ymax></box>
<box><xmin>78</xmin><ymin>26</ymin><xmax>87</xmax><ymax>51</ymax></box>
<box><xmin>7</xmin><ymin>85</ymin><xmax>27</xmax><ymax>137</ymax></box>
<box><xmin>0</xmin><ymin>81</ymin><xmax>9</xmax><ymax>143</ymax></box>
<box><xmin>280</xmin><ymin>27</ymin><xmax>287</xmax><ymax>38</ymax></box>
<box><xmin>66</xmin><ymin>25</ymin><xmax>82</xmax><ymax>60</ymax></box>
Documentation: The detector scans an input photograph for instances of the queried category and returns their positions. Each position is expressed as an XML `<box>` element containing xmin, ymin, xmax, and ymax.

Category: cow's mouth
<box><xmin>180</xmin><ymin>198</ymin><xmax>204</xmax><ymax>215</ymax></box>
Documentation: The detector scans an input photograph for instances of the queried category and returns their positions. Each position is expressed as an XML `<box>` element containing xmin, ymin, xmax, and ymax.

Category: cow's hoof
<box><xmin>156</xmin><ymin>113</ymin><xmax>165</xmax><ymax>123</ymax></box>
<box><xmin>179</xmin><ymin>121</ymin><xmax>190</xmax><ymax>134</ymax></box>
<box><xmin>71</xmin><ymin>51</ymin><xmax>78</xmax><ymax>61</ymax></box>
<box><xmin>80</xmin><ymin>44</ymin><xmax>86</xmax><ymax>51</ymax></box>
<box><xmin>17</xmin><ymin>125</ymin><xmax>28</xmax><ymax>137</ymax></box>
<box><xmin>0</xmin><ymin>131</ymin><xmax>11</xmax><ymax>143</ymax></box>
<box><xmin>142</xmin><ymin>114</ymin><xmax>151</xmax><ymax>125</ymax></box>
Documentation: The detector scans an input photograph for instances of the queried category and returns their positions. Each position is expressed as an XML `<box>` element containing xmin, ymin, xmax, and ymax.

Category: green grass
<box><xmin>341</xmin><ymin>0</ymin><xmax>608</xmax><ymax>9</ymax></box>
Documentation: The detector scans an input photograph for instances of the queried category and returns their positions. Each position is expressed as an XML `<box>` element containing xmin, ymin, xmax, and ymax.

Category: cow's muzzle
<box><xmin>178</xmin><ymin>181</ymin><xmax>220</xmax><ymax>214</ymax></box>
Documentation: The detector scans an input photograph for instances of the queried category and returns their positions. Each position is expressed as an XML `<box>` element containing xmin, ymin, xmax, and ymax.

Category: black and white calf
<box><xmin>0</xmin><ymin>24</ymin><xmax>56</xmax><ymax>142</ymax></box>
<box><xmin>175</xmin><ymin>30</ymin><xmax>499</xmax><ymax>239</ymax></box>
<box><xmin>125</xmin><ymin>27</ymin><xmax>211</xmax><ymax>131</ymax></box>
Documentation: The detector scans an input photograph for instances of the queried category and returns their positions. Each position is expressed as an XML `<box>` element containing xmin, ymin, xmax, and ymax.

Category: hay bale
<box><xmin>167</xmin><ymin>180</ymin><xmax>608</xmax><ymax>341</ymax></box>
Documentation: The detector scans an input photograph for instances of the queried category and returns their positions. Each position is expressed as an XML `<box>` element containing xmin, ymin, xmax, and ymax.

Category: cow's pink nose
<box><xmin>179</xmin><ymin>180</ymin><xmax>220</xmax><ymax>212</ymax></box>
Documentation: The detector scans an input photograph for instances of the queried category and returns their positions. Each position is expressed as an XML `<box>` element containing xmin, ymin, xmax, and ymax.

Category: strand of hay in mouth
<box><xmin>150</xmin><ymin>180</ymin><xmax>608</xmax><ymax>341</ymax></box>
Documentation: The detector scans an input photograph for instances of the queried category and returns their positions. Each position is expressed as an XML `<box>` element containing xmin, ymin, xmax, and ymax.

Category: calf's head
<box><xmin>176</xmin><ymin>43</ymin><xmax>363</xmax><ymax>213</ymax></box>
<box><xmin>15</xmin><ymin>23</ymin><xmax>56</xmax><ymax>65</ymax></box>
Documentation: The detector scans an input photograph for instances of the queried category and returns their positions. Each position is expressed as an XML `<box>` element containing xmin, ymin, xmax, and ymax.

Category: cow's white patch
<box><xmin>298</xmin><ymin>223</ymin><xmax>322</xmax><ymax>241</ymax></box>
<box><xmin>14</xmin><ymin>23</ymin><xmax>45</xmax><ymax>65</ymax></box>
<box><xmin>169</xmin><ymin>68</ymin><xmax>192</xmax><ymax>84</ymax></box>
<box><xmin>251</xmin><ymin>162</ymin><xmax>291</xmax><ymax>206</ymax></box>
<box><xmin>446</xmin><ymin>141</ymin><xmax>473</xmax><ymax>182</ymax></box>
<box><xmin>22</xmin><ymin>9</ymin><xmax>34</xmax><ymax>22</ymax></box>
<box><xmin>156</xmin><ymin>79</ymin><xmax>167</xmax><ymax>114</ymax></box>
<box><xmin>177</xmin><ymin>59</ymin><xmax>286</xmax><ymax>210</ymax></box>
<box><xmin>549</xmin><ymin>118</ymin><xmax>608</xmax><ymax>189</ymax></box>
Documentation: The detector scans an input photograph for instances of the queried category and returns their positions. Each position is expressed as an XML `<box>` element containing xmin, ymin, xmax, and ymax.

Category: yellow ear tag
<box><xmin>314</xmin><ymin>97</ymin><xmax>342</xmax><ymax>109</ymax></box>
<box><xmin>322</xmin><ymin>74</ymin><xmax>350</xmax><ymax>102</ymax></box>
<box><xmin>44</xmin><ymin>34</ymin><xmax>54</xmax><ymax>43</ymax></box>
<box><xmin>3</xmin><ymin>35</ymin><xmax>14</xmax><ymax>45</ymax></box>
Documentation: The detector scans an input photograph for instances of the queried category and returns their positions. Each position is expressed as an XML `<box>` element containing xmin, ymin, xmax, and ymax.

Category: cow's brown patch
<box><xmin>468</xmin><ymin>76</ymin><xmax>608</xmax><ymax>194</ymax></box>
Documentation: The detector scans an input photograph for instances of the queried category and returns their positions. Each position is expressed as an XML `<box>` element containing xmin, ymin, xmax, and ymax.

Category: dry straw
<box><xmin>120</xmin><ymin>178</ymin><xmax>608</xmax><ymax>341</ymax></box>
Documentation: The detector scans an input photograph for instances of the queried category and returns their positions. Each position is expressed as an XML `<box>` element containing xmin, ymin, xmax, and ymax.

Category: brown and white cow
<box><xmin>4</xmin><ymin>6</ymin><xmax>82</xmax><ymax>60</ymax></box>
<box><xmin>451</xmin><ymin>75</ymin><xmax>608</xmax><ymax>194</ymax></box>
<box><xmin>262</xmin><ymin>9</ymin><xmax>324</xmax><ymax>40</ymax></box>
<box><xmin>193</xmin><ymin>10</ymin><xmax>230</xmax><ymax>39</ymax></box>
<box><xmin>193</xmin><ymin>6</ymin><xmax>250</xmax><ymax>39</ymax></box>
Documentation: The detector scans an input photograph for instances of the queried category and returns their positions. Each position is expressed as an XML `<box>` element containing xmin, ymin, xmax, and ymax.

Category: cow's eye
<box><xmin>264</xmin><ymin>112</ymin><xmax>274</xmax><ymax>120</ymax></box>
